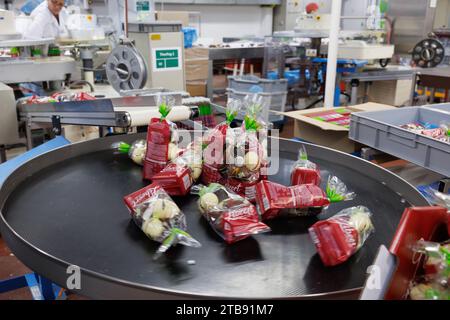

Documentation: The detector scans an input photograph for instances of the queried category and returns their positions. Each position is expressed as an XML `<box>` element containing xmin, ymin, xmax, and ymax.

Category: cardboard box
<box><xmin>185</xmin><ymin>47</ymin><xmax>209</xmax><ymax>60</ymax></box>
<box><xmin>185</xmin><ymin>59</ymin><xmax>209</xmax><ymax>81</ymax></box>
<box><xmin>156</xmin><ymin>11</ymin><xmax>190</xmax><ymax>27</ymax></box>
<box><xmin>368</xmin><ymin>79</ymin><xmax>413</xmax><ymax>106</ymax></box>
<box><xmin>282</xmin><ymin>103</ymin><xmax>396</xmax><ymax>153</ymax></box>
<box><xmin>186</xmin><ymin>80</ymin><xmax>207</xmax><ymax>97</ymax></box>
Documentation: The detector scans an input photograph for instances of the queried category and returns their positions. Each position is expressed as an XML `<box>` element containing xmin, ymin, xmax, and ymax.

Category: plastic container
<box><xmin>425</xmin><ymin>103</ymin><xmax>450</xmax><ymax>114</ymax></box>
<box><xmin>227</xmin><ymin>88</ymin><xmax>287</xmax><ymax>123</ymax></box>
<box><xmin>183</xmin><ymin>27</ymin><xmax>198</xmax><ymax>49</ymax></box>
<box><xmin>267</xmin><ymin>70</ymin><xmax>311</xmax><ymax>86</ymax></box>
<box><xmin>349</xmin><ymin>107</ymin><xmax>450</xmax><ymax>177</ymax></box>
<box><xmin>227</xmin><ymin>75</ymin><xmax>288</xmax><ymax>123</ymax></box>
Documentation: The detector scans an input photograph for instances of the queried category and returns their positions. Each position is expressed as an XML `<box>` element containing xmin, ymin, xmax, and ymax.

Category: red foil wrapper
<box><xmin>224</xmin><ymin>176</ymin><xmax>260</xmax><ymax>203</ymax></box>
<box><xmin>143</xmin><ymin>118</ymin><xmax>172</xmax><ymax>180</ymax></box>
<box><xmin>201</xmin><ymin>123</ymin><xmax>228</xmax><ymax>185</ymax></box>
<box><xmin>221</xmin><ymin>205</ymin><xmax>268</xmax><ymax>244</ymax></box>
<box><xmin>151</xmin><ymin>163</ymin><xmax>193</xmax><ymax>196</ymax></box>
<box><xmin>291</xmin><ymin>161</ymin><xmax>321</xmax><ymax>186</ymax></box>
<box><xmin>255</xmin><ymin>180</ymin><xmax>330</xmax><ymax>220</ymax></box>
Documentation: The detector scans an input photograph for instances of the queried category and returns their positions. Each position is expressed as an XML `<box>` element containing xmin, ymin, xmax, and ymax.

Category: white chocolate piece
<box><xmin>235</xmin><ymin>156</ymin><xmax>245</xmax><ymax>167</ymax></box>
<box><xmin>245</xmin><ymin>151</ymin><xmax>260</xmax><ymax>171</ymax></box>
<box><xmin>409</xmin><ymin>284</ymin><xmax>430</xmax><ymax>300</ymax></box>
<box><xmin>200</xmin><ymin>192</ymin><xmax>219</xmax><ymax>212</ymax></box>
<box><xmin>142</xmin><ymin>218</ymin><xmax>165</xmax><ymax>240</ymax></box>
<box><xmin>192</xmin><ymin>167</ymin><xmax>202</xmax><ymax>180</ymax></box>
<box><xmin>168</xmin><ymin>143</ymin><xmax>179</xmax><ymax>161</ymax></box>
<box><xmin>152</xmin><ymin>199</ymin><xmax>180</xmax><ymax>220</ymax></box>
<box><xmin>350</xmin><ymin>212</ymin><xmax>373</xmax><ymax>233</ymax></box>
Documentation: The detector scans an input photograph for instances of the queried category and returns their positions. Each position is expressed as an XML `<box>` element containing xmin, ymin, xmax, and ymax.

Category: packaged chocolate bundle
<box><xmin>201</xmin><ymin>99</ymin><xmax>240</xmax><ymax>185</ymax></box>
<box><xmin>409</xmin><ymin>240</ymin><xmax>450</xmax><ymax>300</ymax></box>
<box><xmin>255</xmin><ymin>176</ymin><xmax>356</xmax><ymax>220</ymax></box>
<box><xmin>152</xmin><ymin>140</ymin><xmax>203</xmax><ymax>196</ymax></box>
<box><xmin>143</xmin><ymin>95</ymin><xmax>181</xmax><ymax>180</ymax></box>
<box><xmin>192</xmin><ymin>183</ymin><xmax>270</xmax><ymax>244</ymax></box>
<box><xmin>112</xmin><ymin>140</ymin><xmax>147</xmax><ymax>166</ymax></box>
<box><xmin>290</xmin><ymin>145</ymin><xmax>321</xmax><ymax>186</ymax></box>
<box><xmin>124</xmin><ymin>183</ymin><xmax>201</xmax><ymax>259</ymax></box>
<box><xmin>309</xmin><ymin>206</ymin><xmax>374</xmax><ymax>267</ymax></box>
<box><xmin>224</xmin><ymin>95</ymin><xmax>270</xmax><ymax>201</ymax></box>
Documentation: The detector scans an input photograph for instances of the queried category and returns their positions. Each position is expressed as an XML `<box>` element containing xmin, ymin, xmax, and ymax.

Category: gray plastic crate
<box><xmin>349</xmin><ymin>107</ymin><xmax>450</xmax><ymax>177</ymax></box>
<box><xmin>425</xmin><ymin>103</ymin><xmax>450</xmax><ymax>114</ymax></box>
<box><xmin>227</xmin><ymin>88</ymin><xmax>287</xmax><ymax>123</ymax></box>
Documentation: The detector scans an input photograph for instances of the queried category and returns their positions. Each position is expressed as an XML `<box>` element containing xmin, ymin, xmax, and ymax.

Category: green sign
<box><xmin>136</xmin><ymin>1</ymin><xmax>150</xmax><ymax>12</ymax></box>
<box><xmin>154</xmin><ymin>48</ymin><xmax>181</xmax><ymax>70</ymax></box>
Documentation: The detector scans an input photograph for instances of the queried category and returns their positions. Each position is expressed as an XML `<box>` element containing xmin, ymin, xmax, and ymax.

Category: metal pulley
<box><xmin>412</xmin><ymin>38</ymin><xmax>445</xmax><ymax>68</ymax></box>
<box><xmin>106</xmin><ymin>43</ymin><xmax>147</xmax><ymax>93</ymax></box>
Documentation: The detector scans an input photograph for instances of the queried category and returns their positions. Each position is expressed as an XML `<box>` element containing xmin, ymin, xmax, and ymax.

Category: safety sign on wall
<box><xmin>152</xmin><ymin>47</ymin><xmax>182</xmax><ymax>72</ymax></box>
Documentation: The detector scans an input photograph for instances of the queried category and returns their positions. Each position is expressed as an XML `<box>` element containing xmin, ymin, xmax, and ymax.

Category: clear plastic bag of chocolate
<box><xmin>152</xmin><ymin>139</ymin><xmax>203</xmax><ymax>196</ymax></box>
<box><xmin>192</xmin><ymin>183</ymin><xmax>271</xmax><ymax>244</ymax></box>
<box><xmin>201</xmin><ymin>99</ymin><xmax>241</xmax><ymax>185</ymax></box>
<box><xmin>112</xmin><ymin>139</ymin><xmax>147</xmax><ymax>166</ymax></box>
<box><xmin>225</xmin><ymin>94</ymin><xmax>270</xmax><ymax>182</ymax></box>
<box><xmin>309</xmin><ymin>206</ymin><xmax>374</xmax><ymax>266</ymax></box>
<box><xmin>143</xmin><ymin>94</ymin><xmax>181</xmax><ymax>180</ymax></box>
<box><xmin>256</xmin><ymin>175</ymin><xmax>356</xmax><ymax>220</ymax></box>
<box><xmin>408</xmin><ymin>240</ymin><xmax>450</xmax><ymax>300</ymax></box>
<box><xmin>291</xmin><ymin>145</ymin><xmax>321</xmax><ymax>186</ymax></box>
<box><xmin>124</xmin><ymin>183</ymin><xmax>201</xmax><ymax>259</ymax></box>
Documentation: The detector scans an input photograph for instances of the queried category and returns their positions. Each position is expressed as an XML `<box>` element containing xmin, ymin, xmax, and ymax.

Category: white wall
<box><xmin>156</xmin><ymin>4</ymin><xmax>273</xmax><ymax>43</ymax></box>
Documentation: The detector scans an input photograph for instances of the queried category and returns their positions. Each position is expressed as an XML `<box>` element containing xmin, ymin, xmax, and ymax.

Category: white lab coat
<box><xmin>23</xmin><ymin>1</ymin><xmax>69</xmax><ymax>40</ymax></box>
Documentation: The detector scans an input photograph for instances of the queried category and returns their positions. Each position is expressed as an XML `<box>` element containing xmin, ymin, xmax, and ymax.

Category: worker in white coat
<box><xmin>24</xmin><ymin>0</ymin><xmax>69</xmax><ymax>40</ymax></box>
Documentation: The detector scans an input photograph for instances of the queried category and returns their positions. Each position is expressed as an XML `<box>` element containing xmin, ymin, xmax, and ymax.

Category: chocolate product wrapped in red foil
<box><xmin>124</xmin><ymin>183</ymin><xmax>201</xmax><ymax>259</ymax></box>
<box><xmin>290</xmin><ymin>146</ymin><xmax>321</xmax><ymax>186</ymax></box>
<box><xmin>192</xmin><ymin>183</ymin><xmax>270</xmax><ymax>244</ymax></box>
<box><xmin>201</xmin><ymin>99</ymin><xmax>240</xmax><ymax>185</ymax></box>
<box><xmin>255</xmin><ymin>176</ymin><xmax>355</xmax><ymax>220</ymax></box>
<box><xmin>309</xmin><ymin>206</ymin><xmax>374</xmax><ymax>266</ymax></box>
<box><xmin>151</xmin><ymin>141</ymin><xmax>203</xmax><ymax>196</ymax></box>
<box><xmin>143</xmin><ymin>95</ymin><xmax>180</xmax><ymax>180</ymax></box>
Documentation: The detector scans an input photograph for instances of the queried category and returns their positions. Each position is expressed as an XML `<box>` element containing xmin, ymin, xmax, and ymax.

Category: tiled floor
<box><xmin>0</xmin><ymin>97</ymin><xmax>443</xmax><ymax>300</ymax></box>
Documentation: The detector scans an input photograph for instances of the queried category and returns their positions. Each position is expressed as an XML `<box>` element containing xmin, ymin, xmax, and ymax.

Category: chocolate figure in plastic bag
<box><xmin>192</xmin><ymin>183</ymin><xmax>270</xmax><ymax>244</ymax></box>
<box><xmin>256</xmin><ymin>175</ymin><xmax>356</xmax><ymax>220</ymax></box>
<box><xmin>201</xmin><ymin>99</ymin><xmax>240</xmax><ymax>185</ymax></box>
<box><xmin>309</xmin><ymin>206</ymin><xmax>374</xmax><ymax>266</ymax></box>
<box><xmin>124</xmin><ymin>183</ymin><xmax>201</xmax><ymax>259</ymax></box>
<box><xmin>291</xmin><ymin>145</ymin><xmax>321</xmax><ymax>186</ymax></box>
<box><xmin>143</xmin><ymin>94</ymin><xmax>180</xmax><ymax>180</ymax></box>
<box><xmin>409</xmin><ymin>240</ymin><xmax>450</xmax><ymax>300</ymax></box>
<box><xmin>225</xmin><ymin>94</ymin><xmax>270</xmax><ymax>182</ymax></box>
<box><xmin>112</xmin><ymin>140</ymin><xmax>147</xmax><ymax>166</ymax></box>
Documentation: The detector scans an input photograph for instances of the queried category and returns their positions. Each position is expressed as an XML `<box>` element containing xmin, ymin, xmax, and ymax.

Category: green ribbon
<box><xmin>225</xmin><ymin>109</ymin><xmax>237</xmax><ymax>124</ymax></box>
<box><xmin>244</xmin><ymin>103</ymin><xmax>263</xmax><ymax>131</ymax></box>
<box><xmin>198</xmin><ymin>183</ymin><xmax>222</xmax><ymax>197</ymax></box>
<box><xmin>161</xmin><ymin>227</ymin><xmax>195</xmax><ymax>248</ymax></box>
<box><xmin>117</xmin><ymin>142</ymin><xmax>131</xmax><ymax>153</ymax></box>
<box><xmin>159</xmin><ymin>103</ymin><xmax>171</xmax><ymax>121</ymax></box>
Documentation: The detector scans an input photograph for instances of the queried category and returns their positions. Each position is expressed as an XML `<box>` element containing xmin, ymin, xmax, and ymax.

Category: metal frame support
<box><xmin>0</xmin><ymin>145</ymin><xmax>6</xmax><ymax>164</ymax></box>
<box><xmin>0</xmin><ymin>273</ymin><xmax>66</xmax><ymax>300</ymax></box>
<box><xmin>51</xmin><ymin>115</ymin><xmax>62</xmax><ymax>136</ymax></box>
